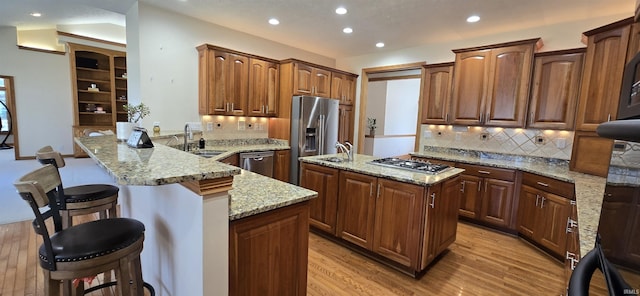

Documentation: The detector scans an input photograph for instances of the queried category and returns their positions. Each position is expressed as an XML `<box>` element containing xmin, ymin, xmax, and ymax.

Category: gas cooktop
<box><xmin>369</xmin><ymin>157</ymin><xmax>453</xmax><ymax>175</ymax></box>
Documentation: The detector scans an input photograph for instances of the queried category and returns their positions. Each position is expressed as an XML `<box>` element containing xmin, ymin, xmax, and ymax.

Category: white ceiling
<box><xmin>0</xmin><ymin>0</ymin><xmax>635</xmax><ymax>58</ymax></box>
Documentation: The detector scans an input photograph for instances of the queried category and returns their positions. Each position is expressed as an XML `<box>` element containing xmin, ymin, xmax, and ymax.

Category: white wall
<box><xmin>0</xmin><ymin>26</ymin><xmax>74</xmax><ymax>156</ymax></box>
<box><xmin>384</xmin><ymin>79</ymin><xmax>420</xmax><ymax>135</ymax></box>
<box><xmin>128</xmin><ymin>3</ymin><xmax>337</xmax><ymax>132</ymax></box>
<box><xmin>366</xmin><ymin>81</ymin><xmax>386</xmax><ymax>133</ymax></box>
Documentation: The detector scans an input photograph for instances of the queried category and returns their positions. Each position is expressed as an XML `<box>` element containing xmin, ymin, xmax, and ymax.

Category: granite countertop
<box><xmin>153</xmin><ymin>134</ymin><xmax>290</xmax><ymax>161</ymax></box>
<box><xmin>410</xmin><ymin>148</ymin><xmax>606</xmax><ymax>258</ymax></box>
<box><xmin>76</xmin><ymin>135</ymin><xmax>317</xmax><ymax>221</ymax></box>
<box><xmin>299</xmin><ymin>153</ymin><xmax>465</xmax><ymax>187</ymax></box>
<box><xmin>228</xmin><ymin>169</ymin><xmax>317</xmax><ymax>220</ymax></box>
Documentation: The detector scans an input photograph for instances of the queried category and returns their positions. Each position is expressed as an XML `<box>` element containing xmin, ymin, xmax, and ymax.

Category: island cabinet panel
<box><xmin>451</xmin><ymin>39</ymin><xmax>538</xmax><ymax>127</ymax></box>
<box><xmin>273</xmin><ymin>149</ymin><xmax>290</xmax><ymax>182</ymax></box>
<box><xmin>336</xmin><ymin>171</ymin><xmax>377</xmax><ymax>249</ymax></box>
<box><xmin>527</xmin><ymin>49</ymin><xmax>585</xmax><ymax>130</ymax></box>
<box><xmin>421</xmin><ymin>177</ymin><xmax>461</xmax><ymax>269</ymax></box>
<box><xmin>229</xmin><ymin>201</ymin><xmax>309</xmax><ymax>296</ymax></box>
<box><xmin>517</xmin><ymin>172</ymin><xmax>574</xmax><ymax>258</ymax></box>
<box><xmin>456</xmin><ymin>163</ymin><xmax>518</xmax><ymax>230</ymax></box>
<box><xmin>248</xmin><ymin>58</ymin><xmax>279</xmax><ymax>117</ymax></box>
<box><xmin>373</xmin><ymin>178</ymin><xmax>426</xmax><ymax>269</ymax></box>
<box><xmin>299</xmin><ymin>163</ymin><xmax>339</xmax><ymax>235</ymax></box>
<box><xmin>575</xmin><ymin>20</ymin><xmax>632</xmax><ymax>131</ymax></box>
<box><xmin>420</xmin><ymin>63</ymin><xmax>454</xmax><ymax>124</ymax></box>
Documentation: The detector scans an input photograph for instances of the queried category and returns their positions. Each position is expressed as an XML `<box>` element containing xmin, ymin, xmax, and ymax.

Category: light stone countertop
<box><xmin>299</xmin><ymin>153</ymin><xmax>465</xmax><ymax>187</ymax></box>
<box><xmin>410</xmin><ymin>148</ymin><xmax>606</xmax><ymax>258</ymax></box>
<box><xmin>75</xmin><ymin>135</ymin><xmax>317</xmax><ymax>221</ymax></box>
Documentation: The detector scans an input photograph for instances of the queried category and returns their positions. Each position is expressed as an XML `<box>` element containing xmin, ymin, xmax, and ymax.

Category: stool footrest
<box><xmin>82</xmin><ymin>280</ymin><xmax>155</xmax><ymax>295</ymax></box>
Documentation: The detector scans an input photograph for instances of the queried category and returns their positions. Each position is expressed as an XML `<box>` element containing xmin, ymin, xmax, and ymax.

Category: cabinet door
<box><xmin>248</xmin><ymin>59</ymin><xmax>279</xmax><ymax>117</ymax></box>
<box><xmin>569</xmin><ymin>131</ymin><xmax>613</xmax><ymax>177</ymax></box>
<box><xmin>576</xmin><ymin>24</ymin><xmax>631</xmax><ymax>131</ymax></box>
<box><xmin>220</xmin><ymin>153</ymin><xmax>239</xmax><ymax>166</ymax></box>
<box><xmin>299</xmin><ymin>163</ymin><xmax>339</xmax><ymax>234</ymax></box>
<box><xmin>338</xmin><ymin>104</ymin><xmax>354</xmax><ymax>143</ymax></box>
<box><xmin>227</xmin><ymin>53</ymin><xmax>249</xmax><ymax>115</ymax></box>
<box><xmin>484</xmin><ymin>44</ymin><xmax>534</xmax><ymax>127</ymax></box>
<box><xmin>537</xmin><ymin>192</ymin><xmax>571</xmax><ymax>256</ymax></box>
<box><xmin>229</xmin><ymin>202</ymin><xmax>309</xmax><ymax>296</ymax></box>
<box><xmin>431</xmin><ymin>177</ymin><xmax>461</xmax><ymax>257</ymax></box>
<box><xmin>313</xmin><ymin>68</ymin><xmax>332</xmax><ymax>97</ymax></box>
<box><xmin>625</xmin><ymin>200</ymin><xmax>640</xmax><ymax>268</ymax></box>
<box><xmin>528</xmin><ymin>50</ymin><xmax>584</xmax><ymax>130</ymax></box>
<box><xmin>421</xmin><ymin>64</ymin><xmax>454</xmax><ymax>124</ymax></box>
<box><xmin>479</xmin><ymin>178</ymin><xmax>515</xmax><ymax>228</ymax></box>
<box><xmin>336</xmin><ymin>171</ymin><xmax>377</xmax><ymax>249</ymax></box>
<box><xmin>459</xmin><ymin>174</ymin><xmax>481</xmax><ymax>219</ymax></box>
<box><xmin>332</xmin><ymin>73</ymin><xmax>356</xmax><ymax>104</ymax></box>
<box><xmin>273</xmin><ymin>150</ymin><xmax>290</xmax><ymax>182</ymax></box>
<box><xmin>293</xmin><ymin>63</ymin><xmax>314</xmax><ymax>96</ymax></box>
<box><xmin>599</xmin><ymin>186</ymin><xmax>635</xmax><ymax>262</ymax></box>
<box><xmin>373</xmin><ymin>178</ymin><xmax>425</xmax><ymax>268</ymax></box>
<box><xmin>517</xmin><ymin>185</ymin><xmax>540</xmax><ymax>239</ymax></box>
<box><xmin>451</xmin><ymin>50</ymin><xmax>490</xmax><ymax>125</ymax></box>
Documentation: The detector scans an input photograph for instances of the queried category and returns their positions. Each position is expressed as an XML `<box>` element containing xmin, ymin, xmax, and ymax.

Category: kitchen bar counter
<box><xmin>299</xmin><ymin>153</ymin><xmax>464</xmax><ymax>186</ymax></box>
<box><xmin>411</xmin><ymin>147</ymin><xmax>605</xmax><ymax>258</ymax></box>
<box><xmin>74</xmin><ymin>135</ymin><xmax>316</xmax><ymax>295</ymax></box>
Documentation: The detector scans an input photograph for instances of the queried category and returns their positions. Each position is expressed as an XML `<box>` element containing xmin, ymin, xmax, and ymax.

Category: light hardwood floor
<box><xmin>2</xmin><ymin>215</ymin><xmax>637</xmax><ymax>295</ymax></box>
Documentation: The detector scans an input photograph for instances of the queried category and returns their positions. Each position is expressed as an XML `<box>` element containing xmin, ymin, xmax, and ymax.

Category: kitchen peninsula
<box><xmin>298</xmin><ymin>153</ymin><xmax>464</xmax><ymax>276</ymax></box>
<box><xmin>74</xmin><ymin>135</ymin><xmax>317</xmax><ymax>296</ymax></box>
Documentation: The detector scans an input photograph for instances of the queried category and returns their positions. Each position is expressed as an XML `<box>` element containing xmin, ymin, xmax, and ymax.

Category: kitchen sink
<box><xmin>191</xmin><ymin>150</ymin><xmax>225</xmax><ymax>158</ymax></box>
<box><xmin>320</xmin><ymin>156</ymin><xmax>347</xmax><ymax>163</ymax></box>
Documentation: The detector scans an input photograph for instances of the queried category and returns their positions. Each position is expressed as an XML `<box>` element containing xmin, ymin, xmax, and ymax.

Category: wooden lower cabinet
<box><xmin>219</xmin><ymin>153</ymin><xmax>238</xmax><ymax>166</ymax></box>
<box><xmin>306</xmin><ymin>162</ymin><xmax>461</xmax><ymax>274</ymax></box>
<box><xmin>229</xmin><ymin>201</ymin><xmax>309</xmax><ymax>296</ymax></box>
<box><xmin>599</xmin><ymin>185</ymin><xmax>640</xmax><ymax>270</ymax></box>
<box><xmin>336</xmin><ymin>171</ymin><xmax>376</xmax><ymax>249</ymax></box>
<box><xmin>517</xmin><ymin>184</ymin><xmax>571</xmax><ymax>257</ymax></box>
<box><xmin>273</xmin><ymin>149</ymin><xmax>290</xmax><ymax>182</ymax></box>
<box><xmin>457</xmin><ymin>164</ymin><xmax>518</xmax><ymax>231</ymax></box>
<box><xmin>299</xmin><ymin>163</ymin><xmax>339</xmax><ymax>234</ymax></box>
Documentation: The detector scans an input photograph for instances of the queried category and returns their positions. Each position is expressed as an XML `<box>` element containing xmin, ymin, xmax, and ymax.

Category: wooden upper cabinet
<box><xmin>575</xmin><ymin>19</ymin><xmax>632</xmax><ymax>131</ymax></box>
<box><xmin>527</xmin><ymin>49</ymin><xmax>585</xmax><ymax>130</ymax></box>
<box><xmin>331</xmin><ymin>72</ymin><xmax>357</xmax><ymax>104</ymax></box>
<box><xmin>451</xmin><ymin>39</ymin><xmax>539</xmax><ymax>127</ymax></box>
<box><xmin>451</xmin><ymin>49</ymin><xmax>490</xmax><ymax>126</ymax></box>
<box><xmin>420</xmin><ymin>63</ymin><xmax>454</xmax><ymax>124</ymax></box>
<box><xmin>197</xmin><ymin>45</ymin><xmax>249</xmax><ymax>116</ymax></box>
<box><xmin>293</xmin><ymin>63</ymin><xmax>332</xmax><ymax>97</ymax></box>
<box><xmin>248</xmin><ymin>58</ymin><xmax>279</xmax><ymax>117</ymax></box>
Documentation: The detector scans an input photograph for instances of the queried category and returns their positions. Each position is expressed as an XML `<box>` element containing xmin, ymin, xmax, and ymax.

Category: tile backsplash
<box><xmin>200</xmin><ymin>115</ymin><xmax>269</xmax><ymax>139</ymax></box>
<box><xmin>419</xmin><ymin>125</ymin><xmax>574</xmax><ymax>160</ymax></box>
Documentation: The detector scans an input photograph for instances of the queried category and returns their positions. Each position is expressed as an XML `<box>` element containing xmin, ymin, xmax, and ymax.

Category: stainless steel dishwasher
<box><xmin>239</xmin><ymin>151</ymin><xmax>274</xmax><ymax>177</ymax></box>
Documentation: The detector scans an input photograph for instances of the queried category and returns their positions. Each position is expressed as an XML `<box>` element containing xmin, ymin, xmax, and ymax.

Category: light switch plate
<box><xmin>556</xmin><ymin>138</ymin><xmax>566</xmax><ymax>149</ymax></box>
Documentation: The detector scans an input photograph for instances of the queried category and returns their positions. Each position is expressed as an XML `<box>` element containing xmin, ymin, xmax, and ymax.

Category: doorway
<box><xmin>356</xmin><ymin>62</ymin><xmax>424</xmax><ymax>157</ymax></box>
<box><xmin>0</xmin><ymin>76</ymin><xmax>18</xmax><ymax>160</ymax></box>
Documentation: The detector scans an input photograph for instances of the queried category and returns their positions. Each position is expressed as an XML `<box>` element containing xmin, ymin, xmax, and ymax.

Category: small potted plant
<box><xmin>117</xmin><ymin>103</ymin><xmax>151</xmax><ymax>141</ymax></box>
<box><xmin>367</xmin><ymin>117</ymin><xmax>377</xmax><ymax>136</ymax></box>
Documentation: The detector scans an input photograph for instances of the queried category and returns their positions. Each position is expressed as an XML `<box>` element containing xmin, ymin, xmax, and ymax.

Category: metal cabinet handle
<box><xmin>535</xmin><ymin>194</ymin><xmax>540</xmax><ymax>207</ymax></box>
<box><xmin>231</xmin><ymin>102</ymin><xmax>234</xmax><ymax>111</ymax></box>
<box><xmin>429</xmin><ymin>193</ymin><xmax>436</xmax><ymax>208</ymax></box>
<box><xmin>478</xmin><ymin>180</ymin><xmax>481</xmax><ymax>192</ymax></box>
<box><xmin>480</xmin><ymin>113</ymin><xmax>483</xmax><ymax>124</ymax></box>
<box><xmin>265</xmin><ymin>105</ymin><xmax>269</xmax><ymax>113</ymax></box>
<box><xmin>536</xmin><ymin>181</ymin><xmax>549</xmax><ymax>187</ymax></box>
<box><xmin>540</xmin><ymin>196</ymin><xmax>546</xmax><ymax>208</ymax></box>
<box><xmin>377</xmin><ymin>183</ymin><xmax>381</xmax><ymax>198</ymax></box>
<box><xmin>445</xmin><ymin>113</ymin><xmax>449</xmax><ymax>122</ymax></box>
<box><xmin>460</xmin><ymin>181</ymin><xmax>465</xmax><ymax>193</ymax></box>
<box><xmin>608</xmin><ymin>114</ymin><xmax>611</xmax><ymax>122</ymax></box>
<box><xmin>478</xmin><ymin>170</ymin><xmax>491</xmax><ymax>175</ymax></box>
<box><xmin>530</xmin><ymin>112</ymin><xmax>534</xmax><ymax>125</ymax></box>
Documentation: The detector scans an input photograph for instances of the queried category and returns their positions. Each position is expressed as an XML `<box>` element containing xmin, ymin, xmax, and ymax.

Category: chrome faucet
<box><xmin>335</xmin><ymin>141</ymin><xmax>353</xmax><ymax>161</ymax></box>
<box><xmin>184</xmin><ymin>123</ymin><xmax>192</xmax><ymax>151</ymax></box>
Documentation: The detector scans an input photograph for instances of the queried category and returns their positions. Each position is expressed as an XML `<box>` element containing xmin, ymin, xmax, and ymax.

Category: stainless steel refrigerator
<box><xmin>290</xmin><ymin>96</ymin><xmax>340</xmax><ymax>185</ymax></box>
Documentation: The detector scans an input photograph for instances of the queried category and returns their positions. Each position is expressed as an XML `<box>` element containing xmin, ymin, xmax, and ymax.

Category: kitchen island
<box><xmin>299</xmin><ymin>153</ymin><xmax>464</xmax><ymax>276</ymax></box>
<box><xmin>74</xmin><ymin>135</ymin><xmax>317</xmax><ymax>296</ymax></box>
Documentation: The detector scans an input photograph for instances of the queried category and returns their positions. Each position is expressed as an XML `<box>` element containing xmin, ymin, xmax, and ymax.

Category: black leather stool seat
<box><xmin>39</xmin><ymin>218</ymin><xmax>145</xmax><ymax>267</ymax></box>
<box><xmin>63</xmin><ymin>184</ymin><xmax>119</xmax><ymax>203</ymax></box>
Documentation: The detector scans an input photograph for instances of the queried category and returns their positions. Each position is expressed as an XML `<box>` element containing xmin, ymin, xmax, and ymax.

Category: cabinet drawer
<box><xmin>456</xmin><ymin>163</ymin><xmax>516</xmax><ymax>181</ymax></box>
<box><xmin>522</xmin><ymin>172</ymin><xmax>575</xmax><ymax>199</ymax></box>
<box><xmin>410</xmin><ymin>156</ymin><xmax>456</xmax><ymax>167</ymax></box>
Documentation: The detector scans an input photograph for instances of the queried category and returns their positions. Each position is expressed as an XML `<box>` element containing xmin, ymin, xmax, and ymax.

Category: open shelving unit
<box><xmin>69</xmin><ymin>43</ymin><xmax>127</xmax><ymax>157</ymax></box>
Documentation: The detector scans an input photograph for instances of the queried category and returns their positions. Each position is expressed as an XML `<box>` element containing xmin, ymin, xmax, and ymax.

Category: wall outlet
<box><xmin>436</xmin><ymin>131</ymin><xmax>443</xmax><ymax>137</ymax></box>
<box><xmin>238</xmin><ymin>120</ymin><xmax>245</xmax><ymax>130</ymax></box>
<box><xmin>535</xmin><ymin>136</ymin><xmax>545</xmax><ymax>145</ymax></box>
<box><xmin>556</xmin><ymin>138</ymin><xmax>566</xmax><ymax>149</ymax></box>
<box><xmin>247</xmin><ymin>123</ymin><xmax>253</xmax><ymax>129</ymax></box>
<box><xmin>480</xmin><ymin>132</ymin><xmax>489</xmax><ymax>141</ymax></box>
<box><xmin>215</xmin><ymin>122</ymin><xmax>222</xmax><ymax>129</ymax></box>
<box><xmin>206</xmin><ymin>122</ymin><xmax>213</xmax><ymax>131</ymax></box>
<box><xmin>423</xmin><ymin>130</ymin><xmax>432</xmax><ymax>138</ymax></box>
<box><xmin>455</xmin><ymin>132</ymin><xmax>461</xmax><ymax>141</ymax></box>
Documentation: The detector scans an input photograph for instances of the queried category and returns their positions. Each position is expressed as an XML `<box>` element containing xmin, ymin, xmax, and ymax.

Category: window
<box><xmin>0</xmin><ymin>78</ymin><xmax>8</xmax><ymax>132</ymax></box>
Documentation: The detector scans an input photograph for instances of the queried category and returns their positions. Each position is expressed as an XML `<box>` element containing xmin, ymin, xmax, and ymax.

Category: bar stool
<box><xmin>14</xmin><ymin>164</ymin><xmax>147</xmax><ymax>296</ymax></box>
<box><xmin>36</xmin><ymin>145</ymin><xmax>119</xmax><ymax>229</ymax></box>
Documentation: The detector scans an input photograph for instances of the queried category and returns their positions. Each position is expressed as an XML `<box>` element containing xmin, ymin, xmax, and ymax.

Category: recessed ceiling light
<box><xmin>30</xmin><ymin>12</ymin><xmax>42</xmax><ymax>17</ymax></box>
<box><xmin>335</xmin><ymin>7</ymin><xmax>347</xmax><ymax>15</ymax></box>
<box><xmin>466</xmin><ymin>15</ymin><xmax>480</xmax><ymax>23</ymax></box>
<box><xmin>343</xmin><ymin>27</ymin><xmax>353</xmax><ymax>34</ymax></box>
<box><xmin>268</xmin><ymin>18</ymin><xmax>280</xmax><ymax>25</ymax></box>
<box><xmin>376</xmin><ymin>42</ymin><xmax>385</xmax><ymax>48</ymax></box>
